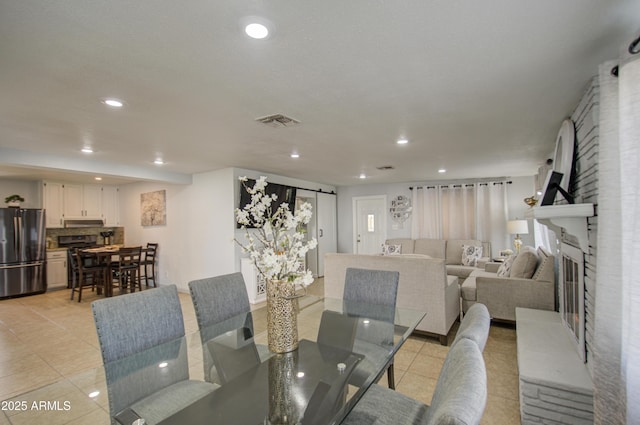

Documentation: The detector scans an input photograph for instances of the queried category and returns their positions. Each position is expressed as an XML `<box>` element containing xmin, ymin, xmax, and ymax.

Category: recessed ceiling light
<box><xmin>81</xmin><ymin>147</ymin><xmax>93</xmax><ymax>154</ymax></box>
<box><xmin>290</xmin><ymin>153</ymin><xmax>300</xmax><ymax>159</ymax></box>
<box><xmin>359</xmin><ymin>173</ymin><xmax>367</xmax><ymax>179</ymax></box>
<box><xmin>245</xmin><ymin>23</ymin><xmax>269</xmax><ymax>39</ymax></box>
<box><xmin>101</xmin><ymin>98</ymin><xmax>124</xmax><ymax>108</ymax></box>
<box><xmin>397</xmin><ymin>139</ymin><xmax>409</xmax><ymax>145</ymax></box>
<box><xmin>438</xmin><ymin>169</ymin><xmax>446</xmax><ymax>173</ymax></box>
<box><xmin>94</xmin><ymin>177</ymin><xmax>102</xmax><ymax>181</ymax></box>
<box><xmin>154</xmin><ymin>159</ymin><xmax>164</xmax><ymax>165</ymax></box>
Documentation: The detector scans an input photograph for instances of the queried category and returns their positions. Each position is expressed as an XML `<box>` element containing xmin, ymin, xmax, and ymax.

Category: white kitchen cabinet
<box><xmin>46</xmin><ymin>249</ymin><xmax>68</xmax><ymax>290</ymax></box>
<box><xmin>42</xmin><ymin>181</ymin><xmax>120</xmax><ymax>227</ymax></box>
<box><xmin>63</xmin><ymin>184</ymin><xmax>102</xmax><ymax>219</ymax></box>
<box><xmin>101</xmin><ymin>186</ymin><xmax>120</xmax><ymax>226</ymax></box>
<box><xmin>42</xmin><ymin>181</ymin><xmax>64</xmax><ymax>228</ymax></box>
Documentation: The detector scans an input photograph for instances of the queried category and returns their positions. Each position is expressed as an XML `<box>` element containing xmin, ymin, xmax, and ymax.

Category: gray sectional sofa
<box><xmin>324</xmin><ymin>253</ymin><xmax>459</xmax><ymax>344</ymax></box>
<box><xmin>461</xmin><ymin>246</ymin><xmax>556</xmax><ymax>322</ymax></box>
<box><xmin>385</xmin><ymin>238</ymin><xmax>491</xmax><ymax>279</ymax></box>
<box><xmin>384</xmin><ymin>239</ymin><xmax>556</xmax><ymax>322</ymax></box>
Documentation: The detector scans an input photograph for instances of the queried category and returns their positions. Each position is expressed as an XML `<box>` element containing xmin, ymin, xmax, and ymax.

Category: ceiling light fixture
<box><xmin>438</xmin><ymin>169</ymin><xmax>446</xmax><ymax>173</ymax></box>
<box><xmin>245</xmin><ymin>23</ymin><xmax>269</xmax><ymax>39</ymax></box>
<box><xmin>101</xmin><ymin>98</ymin><xmax>124</xmax><ymax>108</ymax></box>
<box><xmin>290</xmin><ymin>153</ymin><xmax>300</xmax><ymax>159</ymax></box>
<box><xmin>359</xmin><ymin>173</ymin><xmax>366</xmax><ymax>179</ymax></box>
<box><xmin>154</xmin><ymin>159</ymin><xmax>164</xmax><ymax>165</ymax></box>
<box><xmin>397</xmin><ymin>138</ymin><xmax>409</xmax><ymax>145</ymax></box>
<box><xmin>81</xmin><ymin>147</ymin><xmax>93</xmax><ymax>154</ymax></box>
<box><xmin>94</xmin><ymin>177</ymin><xmax>102</xmax><ymax>181</ymax></box>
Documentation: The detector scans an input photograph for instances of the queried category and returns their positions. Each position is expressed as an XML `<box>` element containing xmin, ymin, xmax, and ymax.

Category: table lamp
<box><xmin>507</xmin><ymin>219</ymin><xmax>529</xmax><ymax>253</ymax></box>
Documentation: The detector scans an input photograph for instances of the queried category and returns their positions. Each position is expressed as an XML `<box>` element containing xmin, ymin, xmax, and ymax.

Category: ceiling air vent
<box><xmin>255</xmin><ymin>114</ymin><xmax>300</xmax><ymax>128</ymax></box>
<box><xmin>376</xmin><ymin>165</ymin><xmax>395</xmax><ymax>171</ymax></box>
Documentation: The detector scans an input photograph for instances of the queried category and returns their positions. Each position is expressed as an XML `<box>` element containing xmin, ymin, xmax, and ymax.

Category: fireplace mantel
<box><xmin>525</xmin><ymin>203</ymin><xmax>594</xmax><ymax>252</ymax></box>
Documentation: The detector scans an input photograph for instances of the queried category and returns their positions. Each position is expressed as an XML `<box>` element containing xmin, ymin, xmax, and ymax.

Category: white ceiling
<box><xmin>1</xmin><ymin>1</ymin><xmax>638</xmax><ymax>187</ymax></box>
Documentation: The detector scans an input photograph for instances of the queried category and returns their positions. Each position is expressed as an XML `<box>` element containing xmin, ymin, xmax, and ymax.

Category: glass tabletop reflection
<box><xmin>5</xmin><ymin>296</ymin><xmax>425</xmax><ymax>425</ymax></box>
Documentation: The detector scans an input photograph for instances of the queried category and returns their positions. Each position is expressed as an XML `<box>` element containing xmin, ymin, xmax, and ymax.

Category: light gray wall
<box><xmin>336</xmin><ymin>176</ymin><xmax>535</xmax><ymax>253</ymax></box>
<box><xmin>118</xmin><ymin>168</ymin><xmax>236</xmax><ymax>292</ymax></box>
<box><xmin>0</xmin><ymin>180</ymin><xmax>42</xmax><ymax>209</ymax></box>
<box><xmin>118</xmin><ymin>167</ymin><xmax>335</xmax><ymax>293</ymax></box>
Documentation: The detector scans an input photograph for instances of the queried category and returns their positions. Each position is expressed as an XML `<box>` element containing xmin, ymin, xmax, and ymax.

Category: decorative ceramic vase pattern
<box><xmin>266</xmin><ymin>279</ymin><xmax>299</xmax><ymax>353</ymax></box>
<box><xmin>267</xmin><ymin>351</ymin><xmax>301</xmax><ymax>424</ymax></box>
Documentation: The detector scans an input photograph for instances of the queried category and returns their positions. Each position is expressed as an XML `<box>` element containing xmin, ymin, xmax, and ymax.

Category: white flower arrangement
<box><xmin>235</xmin><ymin>176</ymin><xmax>318</xmax><ymax>287</ymax></box>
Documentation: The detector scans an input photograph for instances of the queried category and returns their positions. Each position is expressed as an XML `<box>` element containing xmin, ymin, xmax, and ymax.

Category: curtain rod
<box><xmin>409</xmin><ymin>180</ymin><xmax>512</xmax><ymax>190</ymax></box>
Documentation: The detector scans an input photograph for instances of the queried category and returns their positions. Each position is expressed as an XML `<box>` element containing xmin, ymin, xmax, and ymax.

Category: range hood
<box><xmin>64</xmin><ymin>219</ymin><xmax>104</xmax><ymax>228</ymax></box>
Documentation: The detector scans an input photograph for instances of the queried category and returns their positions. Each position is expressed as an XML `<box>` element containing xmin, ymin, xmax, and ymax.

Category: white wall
<box><xmin>0</xmin><ymin>180</ymin><xmax>42</xmax><ymax>208</ymax></box>
<box><xmin>118</xmin><ymin>167</ymin><xmax>335</xmax><ymax>293</ymax></box>
<box><xmin>507</xmin><ymin>176</ymin><xmax>536</xmax><ymax>248</ymax></box>
<box><xmin>118</xmin><ymin>168</ymin><xmax>236</xmax><ymax>292</ymax></box>
<box><xmin>336</xmin><ymin>176</ymin><xmax>536</xmax><ymax>253</ymax></box>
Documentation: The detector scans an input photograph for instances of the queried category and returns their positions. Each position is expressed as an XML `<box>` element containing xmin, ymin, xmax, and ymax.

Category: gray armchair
<box><xmin>342</xmin><ymin>338</ymin><xmax>487</xmax><ymax>425</ymax></box>
<box><xmin>91</xmin><ymin>286</ymin><xmax>216</xmax><ymax>425</ymax></box>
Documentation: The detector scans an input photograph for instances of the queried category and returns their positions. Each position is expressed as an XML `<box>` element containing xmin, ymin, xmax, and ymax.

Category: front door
<box><xmin>353</xmin><ymin>196</ymin><xmax>387</xmax><ymax>254</ymax></box>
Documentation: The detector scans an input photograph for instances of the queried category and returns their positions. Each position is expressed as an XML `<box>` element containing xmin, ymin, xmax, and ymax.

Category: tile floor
<box><xmin>0</xmin><ymin>280</ymin><xmax>521</xmax><ymax>424</ymax></box>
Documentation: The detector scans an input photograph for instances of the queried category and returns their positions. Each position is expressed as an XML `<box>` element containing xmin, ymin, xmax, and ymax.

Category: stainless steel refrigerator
<box><xmin>0</xmin><ymin>208</ymin><xmax>47</xmax><ymax>298</ymax></box>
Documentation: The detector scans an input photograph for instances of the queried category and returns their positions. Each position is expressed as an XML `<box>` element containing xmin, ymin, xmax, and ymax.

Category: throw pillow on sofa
<box><xmin>381</xmin><ymin>244</ymin><xmax>402</xmax><ymax>255</ymax></box>
<box><xmin>510</xmin><ymin>246</ymin><xmax>539</xmax><ymax>279</ymax></box>
<box><xmin>497</xmin><ymin>255</ymin><xmax>516</xmax><ymax>277</ymax></box>
<box><xmin>461</xmin><ymin>245</ymin><xmax>483</xmax><ymax>266</ymax></box>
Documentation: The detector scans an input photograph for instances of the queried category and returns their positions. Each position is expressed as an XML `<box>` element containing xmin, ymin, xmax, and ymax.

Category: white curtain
<box><xmin>475</xmin><ymin>182</ymin><xmax>508</xmax><ymax>258</ymax></box>
<box><xmin>411</xmin><ymin>187</ymin><xmax>442</xmax><ymax>239</ymax></box>
<box><xmin>619</xmin><ymin>35</ymin><xmax>640</xmax><ymax>424</ymax></box>
<box><xmin>593</xmin><ymin>30</ymin><xmax>640</xmax><ymax>424</ymax></box>
<box><xmin>411</xmin><ymin>182</ymin><xmax>508</xmax><ymax>247</ymax></box>
<box><xmin>441</xmin><ymin>185</ymin><xmax>475</xmax><ymax>240</ymax></box>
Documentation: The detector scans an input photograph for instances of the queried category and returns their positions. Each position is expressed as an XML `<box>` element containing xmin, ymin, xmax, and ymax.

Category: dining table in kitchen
<box><xmin>80</xmin><ymin>245</ymin><xmax>151</xmax><ymax>297</ymax></box>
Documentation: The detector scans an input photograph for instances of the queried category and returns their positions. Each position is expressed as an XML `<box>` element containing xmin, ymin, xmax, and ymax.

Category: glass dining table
<box><xmin>5</xmin><ymin>295</ymin><xmax>425</xmax><ymax>425</ymax></box>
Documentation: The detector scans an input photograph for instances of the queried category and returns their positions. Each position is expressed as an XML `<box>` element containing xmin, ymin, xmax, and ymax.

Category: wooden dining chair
<box><xmin>140</xmin><ymin>242</ymin><xmax>158</xmax><ymax>288</ymax></box>
<box><xmin>116</xmin><ymin>246</ymin><xmax>142</xmax><ymax>293</ymax></box>
<box><xmin>342</xmin><ymin>338</ymin><xmax>487</xmax><ymax>425</ymax></box>
<box><xmin>91</xmin><ymin>285</ymin><xmax>217</xmax><ymax>424</ymax></box>
<box><xmin>70</xmin><ymin>249</ymin><xmax>105</xmax><ymax>302</ymax></box>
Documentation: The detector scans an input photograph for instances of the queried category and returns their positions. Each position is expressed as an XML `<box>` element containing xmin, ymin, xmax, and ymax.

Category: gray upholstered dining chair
<box><xmin>342</xmin><ymin>338</ymin><xmax>487</xmax><ymax>425</ymax></box>
<box><xmin>188</xmin><ymin>272</ymin><xmax>271</xmax><ymax>384</ymax></box>
<box><xmin>92</xmin><ymin>285</ymin><xmax>217</xmax><ymax>425</ymax></box>
<box><xmin>452</xmin><ymin>302</ymin><xmax>491</xmax><ymax>352</ymax></box>
<box><xmin>343</xmin><ymin>267</ymin><xmax>400</xmax><ymax>389</ymax></box>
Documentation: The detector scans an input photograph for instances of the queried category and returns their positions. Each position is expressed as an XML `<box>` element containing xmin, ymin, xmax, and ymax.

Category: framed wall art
<box><xmin>141</xmin><ymin>190</ymin><xmax>167</xmax><ymax>226</ymax></box>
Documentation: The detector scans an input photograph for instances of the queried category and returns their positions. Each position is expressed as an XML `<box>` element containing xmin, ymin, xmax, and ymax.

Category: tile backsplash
<box><xmin>45</xmin><ymin>227</ymin><xmax>124</xmax><ymax>248</ymax></box>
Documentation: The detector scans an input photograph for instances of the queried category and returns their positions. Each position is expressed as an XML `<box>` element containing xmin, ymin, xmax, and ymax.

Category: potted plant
<box><xmin>4</xmin><ymin>194</ymin><xmax>25</xmax><ymax>207</ymax></box>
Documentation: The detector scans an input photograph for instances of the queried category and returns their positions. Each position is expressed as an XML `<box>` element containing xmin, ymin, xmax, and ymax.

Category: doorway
<box><xmin>352</xmin><ymin>195</ymin><xmax>387</xmax><ymax>254</ymax></box>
